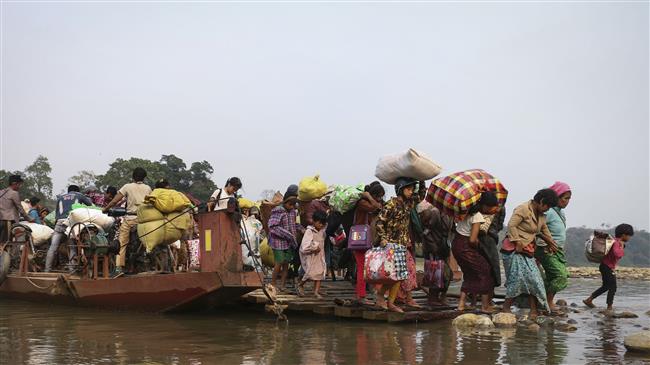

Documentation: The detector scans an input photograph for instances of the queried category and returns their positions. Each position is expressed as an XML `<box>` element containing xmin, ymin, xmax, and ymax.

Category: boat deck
<box><xmin>242</xmin><ymin>278</ymin><xmax>505</xmax><ymax>324</ymax></box>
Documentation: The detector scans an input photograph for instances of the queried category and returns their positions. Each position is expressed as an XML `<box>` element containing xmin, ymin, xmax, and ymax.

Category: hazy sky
<box><xmin>1</xmin><ymin>2</ymin><xmax>648</xmax><ymax>230</ymax></box>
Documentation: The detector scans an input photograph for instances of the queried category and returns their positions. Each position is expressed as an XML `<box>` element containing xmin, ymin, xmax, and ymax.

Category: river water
<box><xmin>1</xmin><ymin>278</ymin><xmax>649</xmax><ymax>365</ymax></box>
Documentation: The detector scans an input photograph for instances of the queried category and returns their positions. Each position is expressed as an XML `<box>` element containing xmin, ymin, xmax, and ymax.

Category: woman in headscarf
<box><xmin>535</xmin><ymin>182</ymin><xmax>571</xmax><ymax>315</ymax></box>
<box><xmin>501</xmin><ymin>189</ymin><xmax>559</xmax><ymax>320</ymax></box>
<box><xmin>374</xmin><ymin>177</ymin><xmax>424</xmax><ymax>312</ymax></box>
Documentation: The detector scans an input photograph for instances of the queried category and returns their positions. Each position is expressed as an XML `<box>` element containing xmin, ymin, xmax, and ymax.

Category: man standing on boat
<box><xmin>103</xmin><ymin>167</ymin><xmax>152</xmax><ymax>275</ymax></box>
<box><xmin>44</xmin><ymin>185</ymin><xmax>93</xmax><ymax>272</ymax></box>
<box><xmin>0</xmin><ymin>175</ymin><xmax>34</xmax><ymax>242</ymax></box>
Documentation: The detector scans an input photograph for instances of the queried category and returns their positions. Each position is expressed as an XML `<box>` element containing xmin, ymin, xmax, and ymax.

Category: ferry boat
<box><xmin>0</xmin><ymin>211</ymin><xmax>262</xmax><ymax>313</ymax></box>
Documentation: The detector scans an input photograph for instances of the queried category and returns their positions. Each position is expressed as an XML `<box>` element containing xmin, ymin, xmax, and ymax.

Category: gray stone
<box><xmin>625</xmin><ymin>331</ymin><xmax>650</xmax><ymax>353</ymax></box>
<box><xmin>570</xmin><ymin>303</ymin><xmax>578</xmax><ymax>307</ymax></box>
<box><xmin>556</xmin><ymin>299</ymin><xmax>568</xmax><ymax>307</ymax></box>
<box><xmin>597</xmin><ymin>321</ymin><xmax>605</xmax><ymax>326</ymax></box>
<box><xmin>556</xmin><ymin>323</ymin><xmax>578</xmax><ymax>332</ymax></box>
<box><xmin>645</xmin><ymin>310</ymin><xmax>650</xmax><ymax>317</ymax></box>
<box><xmin>527</xmin><ymin>323</ymin><xmax>541</xmax><ymax>331</ymax></box>
<box><xmin>536</xmin><ymin>316</ymin><xmax>555</xmax><ymax>327</ymax></box>
<box><xmin>567</xmin><ymin>319</ymin><xmax>578</xmax><ymax>325</ymax></box>
<box><xmin>453</xmin><ymin>314</ymin><xmax>494</xmax><ymax>329</ymax></box>
<box><xmin>613</xmin><ymin>311</ymin><xmax>639</xmax><ymax>319</ymax></box>
<box><xmin>492</xmin><ymin>313</ymin><xmax>517</xmax><ymax>327</ymax></box>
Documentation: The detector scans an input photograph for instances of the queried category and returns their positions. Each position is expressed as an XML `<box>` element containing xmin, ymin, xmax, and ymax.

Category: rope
<box><xmin>239</xmin><ymin>211</ymin><xmax>287</xmax><ymax>322</ymax></box>
<box><xmin>25</xmin><ymin>276</ymin><xmax>57</xmax><ymax>290</ymax></box>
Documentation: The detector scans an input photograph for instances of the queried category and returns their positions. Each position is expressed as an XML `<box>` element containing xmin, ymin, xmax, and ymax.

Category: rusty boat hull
<box><xmin>0</xmin><ymin>211</ymin><xmax>262</xmax><ymax>313</ymax></box>
<box><xmin>0</xmin><ymin>271</ymin><xmax>261</xmax><ymax>313</ymax></box>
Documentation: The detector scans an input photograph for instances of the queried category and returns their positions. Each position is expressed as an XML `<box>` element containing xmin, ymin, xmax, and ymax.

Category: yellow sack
<box><xmin>137</xmin><ymin>204</ymin><xmax>164</xmax><ymax>223</ymax></box>
<box><xmin>259</xmin><ymin>238</ymin><xmax>274</xmax><ymax>268</ymax></box>
<box><xmin>298</xmin><ymin>174</ymin><xmax>327</xmax><ymax>201</ymax></box>
<box><xmin>144</xmin><ymin>189</ymin><xmax>191</xmax><ymax>214</ymax></box>
<box><xmin>137</xmin><ymin>211</ymin><xmax>193</xmax><ymax>252</ymax></box>
<box><xmin>238</xmin><ymin>197</ymin><xmax>255</xmax><ymax>209</ymax></box>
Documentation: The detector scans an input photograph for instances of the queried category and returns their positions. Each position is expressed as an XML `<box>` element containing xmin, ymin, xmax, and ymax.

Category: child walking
<box><xmin>583</xmin><ymin>223</ymin><xmax>634</xmax><ymax>312</ymax></box>
<box><xmin>297</xmin><ymin>210</ymin><xmax>328</xmax><ymax>298</ymax></box>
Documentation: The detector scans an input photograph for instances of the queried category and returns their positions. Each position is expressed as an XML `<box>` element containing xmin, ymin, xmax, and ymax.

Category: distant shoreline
<box><xmin>567</xmin><ymin>266</ymin><xmax>650</xmax><ymax>280</ymax></box>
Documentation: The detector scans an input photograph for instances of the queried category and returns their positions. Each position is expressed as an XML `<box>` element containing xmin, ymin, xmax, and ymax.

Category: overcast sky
<box><xmin>1</xmin><ymin>2</ymin><xmax>648</xmax><ymax>230</ymax></box>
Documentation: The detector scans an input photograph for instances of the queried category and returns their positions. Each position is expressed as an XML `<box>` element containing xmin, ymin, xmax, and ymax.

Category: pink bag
<box><xmin>423</xmin><ymin>257</ymin><xmax>445</xmax><ymax>289</ymax></box>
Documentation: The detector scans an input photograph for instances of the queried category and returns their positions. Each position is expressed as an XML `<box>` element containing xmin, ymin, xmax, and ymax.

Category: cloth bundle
<box><xmin>426</xmin><ymin>169</ymin><xmax>508</xmax><ymax>221</ymax></box>
<box><xmin>68</xmin><ymin>207</ymin><xmax>115</xmax><ymax>231</ymax></box>
<box><xmin>375</xmin><ymin>148</ymin><xmax>442</xmax><ymax>184</ymax></box>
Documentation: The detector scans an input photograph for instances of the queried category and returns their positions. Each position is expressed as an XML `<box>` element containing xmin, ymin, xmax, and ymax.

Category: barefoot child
<box><xmin>583</xmin><ymin>224</ymin><xmax>634</xmax><ymax>312</ymax></box>
<box><xmin>297</xmin><ymin>210</ymin><xmax>328</xmax><ymax>298</ymax></box>
<box><xmin>269</xmin><ymin>185</ymin><xmax>300</xmax><ymax>291</ymax></box>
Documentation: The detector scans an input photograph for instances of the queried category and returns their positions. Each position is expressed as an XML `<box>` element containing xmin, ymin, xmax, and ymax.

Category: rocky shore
<box><xmin>568</xmin><ymin>266</ymin><xmax>650</xmax><ymax>280</ymax></box>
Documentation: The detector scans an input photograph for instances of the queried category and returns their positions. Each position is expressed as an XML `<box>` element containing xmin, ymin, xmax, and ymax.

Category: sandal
<box><xmin>296</xmin><ymin>286</ymin><xmax>305</xmax><ymax>297</ymax></box>
<box><xmin>583</xmin><ymin>299</ymin><xmax>595</xmax><ymax>308</ymax></box>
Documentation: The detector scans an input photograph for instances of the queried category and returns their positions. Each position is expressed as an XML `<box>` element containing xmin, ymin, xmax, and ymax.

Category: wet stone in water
<box><xmin>567</xmin><ymin>319</ymin><xmax>578</xmax><ymax>325</ymax></box>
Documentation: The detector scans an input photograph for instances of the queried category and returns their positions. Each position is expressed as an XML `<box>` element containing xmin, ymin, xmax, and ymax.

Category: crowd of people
<box><xmin>0</xmin><ymin>170</ymin><xmax>635</xmax><ymax>315</ymax></box>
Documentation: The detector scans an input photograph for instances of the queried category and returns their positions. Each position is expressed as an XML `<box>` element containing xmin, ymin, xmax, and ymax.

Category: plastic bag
<box><xmin>238</xmin><ymin>198</ymin><xmax>255</xmax><ymax>210</ymax></box>
<box><xmin>298</xmin><ymin>174</ymin><xmax>328</xmax><ymax>201</ymax></box>
<box><xmin>329</xmin><ymin>184</ymin><xmax>365</xmax><ymax>213</ymax></box>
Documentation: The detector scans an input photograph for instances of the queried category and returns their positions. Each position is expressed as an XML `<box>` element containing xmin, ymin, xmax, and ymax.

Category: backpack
<box><xmin>585</xmin><ymin>231</ymin><xmax>614</xmax><ymax>263</ymax></box>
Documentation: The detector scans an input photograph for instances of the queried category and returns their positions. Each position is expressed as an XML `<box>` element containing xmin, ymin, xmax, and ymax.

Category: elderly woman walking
<box><xmin>535</xmin><ymin>182</ymin><xmax>572</xmax><ymax>314</ymax></box>
<box><xmin>501</xmin><ymin>189</ymin><xmax>559</xmax><ymax>319</ymax></box>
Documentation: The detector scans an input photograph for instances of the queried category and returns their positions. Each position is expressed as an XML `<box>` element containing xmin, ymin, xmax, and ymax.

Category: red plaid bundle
<box><xmin>425</xmin><ymin>169</ymin><xmax>507</xmax><ymax>221</ymax></box>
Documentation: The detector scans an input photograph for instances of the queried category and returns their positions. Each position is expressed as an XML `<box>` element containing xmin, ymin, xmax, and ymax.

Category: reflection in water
<box><xmin>1</xmin><ymin>279</ymin><xmax>649</xmax><ymax>365</ymax></box>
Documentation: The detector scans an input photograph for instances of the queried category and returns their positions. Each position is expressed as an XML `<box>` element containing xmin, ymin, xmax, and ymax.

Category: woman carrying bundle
<box><xmin>452</xmin><ymin>192</ymin><xmax>500</xmax><ymax>313</ymax></box>
<box><xmin>535</xmin><ymin>182</ymin><xmax>571</xmax><ymax>314</ymax></box>
<box><xmin>375</xmin><ymin>177</ymin><xmax>424</xmax><ymax>312</ymax></box>
<box><xmin>501</xmin><ymin>189</ymin><xmax>559</xmax><ymax>319</ymax></box>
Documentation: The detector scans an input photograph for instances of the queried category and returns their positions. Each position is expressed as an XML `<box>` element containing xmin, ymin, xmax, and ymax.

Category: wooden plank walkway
<box><xmin>242</xmin><ymin>279</ymin><xmax>476</xmax><ymax>324</ymax></box>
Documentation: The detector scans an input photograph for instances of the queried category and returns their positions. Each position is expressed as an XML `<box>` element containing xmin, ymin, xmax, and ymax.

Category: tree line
<box><xmin>0</xmin><ymin>154</ymin><xmax>219</xmax><ymax>206</ymax></box>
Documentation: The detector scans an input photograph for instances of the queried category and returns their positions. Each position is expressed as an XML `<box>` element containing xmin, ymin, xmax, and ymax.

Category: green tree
<box><xmin>23</xmin><ymin>155</ymin><xmax>53</xmax><ymax>200</ymax></box>
<box><xmin>187</xmin><ymin>160</ymin><xmax>217</xmax><ymax>203</ymax></box>
<box><xmin>68</xmin><ymin>170</ymin><xmax>99</xmax><ymax>191</ymax></box>
<box><xmin>96</xmin><ymin>158</ymin><xmax>164</xmax><ymax>190</ymax></box>
<box><xmin>159</xmin><ymin>154</ymin><xmax>192</xmax><ymax>191</ymax></box>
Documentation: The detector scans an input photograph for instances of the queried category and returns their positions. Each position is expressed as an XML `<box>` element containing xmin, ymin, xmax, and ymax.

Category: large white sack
<box><xmin>68</xmin><ymin>208</ymin><xmax>115</xmax><ymax>230</ymax></box>
<box><xmin>23</xmin><ymin>223</ymin><xmax>54</xmax><ymax>245</ymax></box>
<box><xmin>375</xmin><ymin>148</ymin><xmax>442</xmax><ymax>184</ymax></box>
